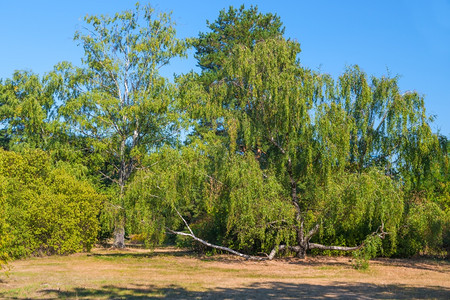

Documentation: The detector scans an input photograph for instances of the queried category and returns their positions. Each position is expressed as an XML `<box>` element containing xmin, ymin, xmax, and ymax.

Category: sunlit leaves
<box><xmin>317</xmin><ymin>169</ymin><xmax>403</xmax><ymax>253</ymax></box>
<box><xmin>0</xmin><ymin>149</ymin><xmax>103</xmax><ymax>259</ymax></box>
<box><xmin>0</xmin><ymin>71</ymin><xmax>59</xmax><ymax>150</ymax></box>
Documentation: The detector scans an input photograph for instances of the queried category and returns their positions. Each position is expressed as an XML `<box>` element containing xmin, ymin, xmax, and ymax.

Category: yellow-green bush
<box><xmin>0</xmin><ymin>149</ymin><xmax>103</xmax><ymax>259</ymax></box>
<box><xmin>0</xmin><ymin>176</ymin><xmax>10</xmax><ymax>269</ymax></box>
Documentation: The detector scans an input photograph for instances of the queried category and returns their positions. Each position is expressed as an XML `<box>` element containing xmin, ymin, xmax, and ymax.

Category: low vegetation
<box><xmin>0</xmin><ymin>149</ymin><xmax>103</xmax><ymax>263</ymax></box>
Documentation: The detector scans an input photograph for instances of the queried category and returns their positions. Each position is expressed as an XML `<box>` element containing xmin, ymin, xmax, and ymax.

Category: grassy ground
<box><xmin>0</xmin><ymin>247</ymin><xmax>449</xmax><ymax>299</ymax></box>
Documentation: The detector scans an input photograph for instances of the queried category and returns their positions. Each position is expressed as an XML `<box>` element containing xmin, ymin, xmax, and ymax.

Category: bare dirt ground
<box><xmin>0</xmin><ymin>247</ymin><xmax>449</xmax><ymax>299</ymax></box>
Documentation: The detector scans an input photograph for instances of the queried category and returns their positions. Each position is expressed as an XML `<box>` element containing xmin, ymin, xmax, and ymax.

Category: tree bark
<box><xmin>167</xmin><ymin>228</ymin><xmax>268</xmax><ymax>260</ymax></box>
<box><xmin>113</xmin><ymin>136</ymin><xmax>128</xmax><ymax>248</ymax></box>
<box><xmin>112</xmin><ymin>223</ymin><xmax>125</xmax><ymax>248</ymax></box>
<box><xmin>308</xmin><ymin>243</ymin><xmax>362</xmax><ymax>251</ymax></box>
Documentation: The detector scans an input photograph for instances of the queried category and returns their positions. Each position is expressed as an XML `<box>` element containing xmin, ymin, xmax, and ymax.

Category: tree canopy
<box><xmin>194</xmin><ymin>5</ymin><xmax>284</xmax><ymax>73</ymax></box>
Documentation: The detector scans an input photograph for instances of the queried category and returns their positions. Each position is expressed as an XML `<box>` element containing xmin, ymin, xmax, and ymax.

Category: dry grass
<box><xmin>1</xmin><ymin>247</ymin><xmax>449</xmax><ymax>299</ymax></box>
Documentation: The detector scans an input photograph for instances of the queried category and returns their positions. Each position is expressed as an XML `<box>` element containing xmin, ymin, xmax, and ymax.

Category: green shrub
<box><xmin>352</xmin><ymin>234</ymin><xmax>383</xmax><ymax>270</ymax></box>
<box><xmin>0</xmin><ymin>178</ymin><xmax>10</xmax><ymax>269</ymax></box>
<box><xmin>0</xmin><ymin>149</ymin><xmax>103</xmax><ymax>259</ymax></box>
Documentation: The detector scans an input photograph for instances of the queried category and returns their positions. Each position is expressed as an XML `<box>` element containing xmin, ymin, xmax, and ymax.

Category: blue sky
<box><xmin>1</xmin><ymin>0</ymin><xmax>449</xmax><ymax>135</ymax></box>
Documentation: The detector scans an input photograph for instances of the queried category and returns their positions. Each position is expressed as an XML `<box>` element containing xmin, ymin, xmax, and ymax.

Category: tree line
<box><xmin>0</xmin><ymin>4</ymin><xmax>448</xmax><ymax>269</ymax></box>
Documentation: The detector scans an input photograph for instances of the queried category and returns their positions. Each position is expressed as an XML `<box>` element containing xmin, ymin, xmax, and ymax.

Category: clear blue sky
<box><xmin>1</xmin><ymin>0</ymin><xmax>449</xmax><ymax>136</ymax></box>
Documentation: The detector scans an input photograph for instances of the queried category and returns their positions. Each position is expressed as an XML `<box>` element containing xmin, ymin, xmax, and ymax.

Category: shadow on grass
<box><xmin>88</xmin><ymin>250</ymin><xmax>450</xmax><ymax>273</ymax></box>
<box><xmin>88</xmin><ymin>248</ymin><xmax>197</xmax><ymax>259</ymax></box>
<box><xmin>17</xmin><ymin>281</ymin><xmax>450</xmax><ymax>299</ymax></box>
<box><xmin>373</xmin><ymin>257</ymin><xmax>449</xmax><ymax>273</ymax></box>
<box><xmin>199</xmin><ymin>255</ymin><xmax>357</xmax><ymax>268</ymax></box>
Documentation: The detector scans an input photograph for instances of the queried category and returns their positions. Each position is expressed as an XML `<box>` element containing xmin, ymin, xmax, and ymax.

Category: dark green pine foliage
<box><xmin>194</xmin><ymin>5</ymin><xmax>285</xmax><ymax>73</ymax></box>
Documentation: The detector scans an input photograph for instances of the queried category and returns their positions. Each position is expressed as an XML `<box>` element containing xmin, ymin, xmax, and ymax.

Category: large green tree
<box><xmin>0</xmin><ymin>71</ymin><xmax>87</xmax><ymax>171</ymax></box>
<box><xmin>0</xmin><ymin>71</ymin><xmax>59</xmax><ymax>151</ymax></box>
<box><xmin>172</xmin><ymin>6</ymin><xmax>443</xmax><ymax>259</ymax></box>
<box><xmin>55</xmin><ymin>3</ymin><xmax>188</xmax><ymax>247</ymax></box>
<box><xmin>185</xmin><ymin>37</ymin><xmax>401</xmax><ymax>258</ymax></box>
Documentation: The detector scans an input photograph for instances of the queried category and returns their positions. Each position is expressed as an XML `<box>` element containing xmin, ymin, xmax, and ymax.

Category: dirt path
<box><xmin>1</xmin><ymin>247</ymin><xmax>449</xmax><ymax>299</ymax></box>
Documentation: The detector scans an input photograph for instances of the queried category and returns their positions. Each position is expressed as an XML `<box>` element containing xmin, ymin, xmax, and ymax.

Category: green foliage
<box><xmin>398</xmin><ymin>199</ymin><xmax>447</xmax><ymax>257</ymax></box>
<box><xmin>0</xmin><ymin>3</ymin><xmax>447</xmax><ymax>260</ymax></box>
<box><xmin>218</xmin><ymin>153</ymin><xmax>295</xmax><ymax>253</ymax></box>
<box><xmin>125</xmin><ymin>145</ymin><xmax>295</xmax><ymax>253</ymax></box>
<box><xmin>52</xmin><ymin>3</ymin><xmax>189</xmax><ymax>243</ymax></box>
<box><xmin>0</xmin><ymin>71</ymin><xmax>101</xmax><ymax>181</ymax></box>
<box><xmin>352</xmin><ymin>234</ymin><xmax>383</xmax><ymax>270</ymax></box>
<box><xmin>125</xmin><ymin>146</ymin><xmax>209</xmax><ymax>247</ymax></box>
<box><xmin>0</xmin><ymin>149</ymin><xmax>103</xmax><ymax>259</ymax></box>
<box><xmin>315</xmin><ymin>169</ymin><xmax>403</xmax><ymax>256</ymax></box>
<box><xmin>194</xmin><ymin>4</ymin><xmax>284</xmax><ymax>73</ymax></box>
<box><xmin>0</xmin><ymin>176</ymin><xmax>10</xmax><ymax>269</ymax></box>
<box><xmin>56</xmin><ymin>2</ymin><xmax>187</xmax><ymax>185</ymax></box>
<box><xmin>0</xmin><ymin>71</ymin><xmax>60</xmax><ymax>151</ymax></box>
<box><xmin>180</xmin><ymin>5</ymin><xmax>447</xmax><ymax>259</ymax></box>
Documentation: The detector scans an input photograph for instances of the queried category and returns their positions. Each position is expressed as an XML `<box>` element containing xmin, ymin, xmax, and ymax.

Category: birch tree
<box><xmin>56</xmin><ymin>3</ymin><xmax>188</xmax><ymax>247</ymax></box>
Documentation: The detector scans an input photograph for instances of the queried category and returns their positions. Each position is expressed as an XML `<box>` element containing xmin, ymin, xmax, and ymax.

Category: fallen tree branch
<box><xmin>308</xmin><ymin>222</ymin><xmax>389</xmax><ymax>252</ymax></box>
<box><xmin>167</xmin><ymin>208</ymin><xmax>268</xmax><ymax>260</ymax></box>
<box><xmin>268</xmin><ymin>245</ymin><xmax>286</xmax><ymax>260</ymax></box>
<box><xmin>267</xmin><ymin>245</ymin><xmax>309</xmax><ymax>259</ymax></box>
<box><xmin>308</xmin><ymin>243</ymin><xmax>363</xmax><ymax>251</ymax></box>
<box><xmin>167</xmin><ymin>209</ymin><xmax>390</xmax><ymax>261</ymax></box>
<box><xmin>166</xmin><ymin>228</ymin><xmax>268</xmax><ymax>260</ymax></box>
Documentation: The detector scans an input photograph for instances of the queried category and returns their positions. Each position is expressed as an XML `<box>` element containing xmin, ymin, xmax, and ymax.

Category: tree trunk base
<box><xmin>296</xmin><ymin>250</ymin><xmax>306</xmax><ymax>259</ymax></box>
<box><xmin>112</xmin><ymin>226</ymin><xmax>126</xmax><ymax>248</ymax></box>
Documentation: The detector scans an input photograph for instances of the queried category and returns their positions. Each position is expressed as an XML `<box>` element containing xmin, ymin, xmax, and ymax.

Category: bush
<box><xmin>0</xmin><ymin>178</ymin><xmax>10</xmax><ymax>269</ymax></box>
<box><xmin>0</xmin><ymin>149</ymin><xmax>103</xmax><ymax>259</ymax></box>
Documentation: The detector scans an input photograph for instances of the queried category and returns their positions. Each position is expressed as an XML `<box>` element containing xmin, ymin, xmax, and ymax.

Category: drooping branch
<box><xmin>173</xmin><ymin>207</ymin><xmax>194</xmax><ymax>236</ymax></box>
